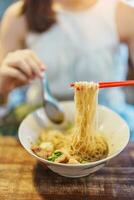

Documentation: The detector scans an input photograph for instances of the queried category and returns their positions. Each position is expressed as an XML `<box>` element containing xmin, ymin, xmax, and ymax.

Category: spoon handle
<box><xmin>41</xmin><ymin>73</ymin><xmax>58</xmax><ymax>104</ymax></box>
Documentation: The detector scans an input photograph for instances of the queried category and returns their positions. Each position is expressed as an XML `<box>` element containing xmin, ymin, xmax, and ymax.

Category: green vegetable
<box><xmin>47</xmin><ymin>156</ymin><xmax>56</xmax><ymax>162</ymax></box>
<box><xmin>54</xmin><ymin>151</ymin><xmax>63</xmax><ymax>157</ymax></box>
<box><xmin>48</xmin><ymin>151</ymin><xmax>63</xmax><ymax>162</ymax></box>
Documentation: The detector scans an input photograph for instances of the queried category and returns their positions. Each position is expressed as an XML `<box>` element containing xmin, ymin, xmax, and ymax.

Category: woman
<box><xmin>0</xmin><ymin>0</ymin><xmax>134</xmax><ymax>135</ymax></box>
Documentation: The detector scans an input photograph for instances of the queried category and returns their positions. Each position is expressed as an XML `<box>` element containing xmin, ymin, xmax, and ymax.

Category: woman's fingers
<box><xmin>16</xmin><ymin>60</ymin><xmax>33</xmax><ymax>77</ymax></box>
<box><xmin>3</xmin><ymin>49</ymin><xmax>46</xmax><ymax>81</ymax></box>
<box><xmin>1</xmin><ymin>66</ymin><xmax>28</xmax><ymax>82</ymax></box>
<box><xmin>0</xmin><ymin>49</ymin><xmax>47</xmax><ymax>95</ymax></box>
<box><xmin>25</xmin><ymin>57</ymin><xmax>43</xmax><ymax>78</ymax></box>
<box><xmin>26</xmin><ymin>51</ymin><xmax>46</xmax><ymax>77</ymax></box>
<box><xmin>17</xmin><ymin>50</ymin><xmax>46</xmax><ymax>78</ymax></box>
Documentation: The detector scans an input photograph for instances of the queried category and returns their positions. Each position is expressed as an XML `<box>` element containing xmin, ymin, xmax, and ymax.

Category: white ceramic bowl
<box><xmin>18</xmin><ymin>101</ymin><xmax>130</xmax><ymax>178</ymax></box>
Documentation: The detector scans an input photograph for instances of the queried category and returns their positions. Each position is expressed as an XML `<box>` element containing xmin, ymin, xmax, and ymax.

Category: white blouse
<box><xmin>25</xmin><ymin>0</ymin><xmax>128</xmax><ymax>106</ymax></box>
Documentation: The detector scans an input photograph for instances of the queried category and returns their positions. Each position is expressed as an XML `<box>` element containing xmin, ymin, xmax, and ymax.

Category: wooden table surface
<box><xmin>0</xmin><ymin>136</ymin><xmax>134</xmax><ymax>200</ymax></box>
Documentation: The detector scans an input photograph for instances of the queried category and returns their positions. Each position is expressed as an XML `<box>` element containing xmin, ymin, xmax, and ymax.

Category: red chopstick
<box><xmin>70</xmin><ymin>80</ymin><xmax>134</xmax><ymax>89</ymax></box>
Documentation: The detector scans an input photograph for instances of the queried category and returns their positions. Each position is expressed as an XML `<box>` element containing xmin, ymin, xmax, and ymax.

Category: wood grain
<box><xmin>0</xmin><ymin>136</ymin><xmax>134</xmax><ymax>200</ymax></box>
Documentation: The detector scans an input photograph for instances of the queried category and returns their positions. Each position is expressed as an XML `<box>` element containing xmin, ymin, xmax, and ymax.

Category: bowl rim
<box><xmin>18</xmin><ymin>102</ymin><xmax>130</xmax><ymax>168</ymax></box>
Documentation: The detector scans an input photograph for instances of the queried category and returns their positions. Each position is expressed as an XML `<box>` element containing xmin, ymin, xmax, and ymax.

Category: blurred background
<box><xmin>1</xmin><ymin>0</ymin><xmax>134</xmax><ymax>97</ymax></box>
<box><xmin>0</xmin><ymin>0</ymin><xmax>134</xmax><ymax>137</ymax></box>
<box><xmin>0</xmin><ymin>0</ymin><xmax>16</xmax><ymax>19</ymax></box>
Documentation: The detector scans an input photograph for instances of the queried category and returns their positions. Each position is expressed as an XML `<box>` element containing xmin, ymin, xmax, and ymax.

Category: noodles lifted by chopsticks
<box><xmin>32</xmin><ymin>81</ymin><xmax>108</xmax><ymax>164</ymax></box>
<box><xmin>70</xmin><ymin>82</ymin><xmax>108</xmax><ymax>162</ymax></box>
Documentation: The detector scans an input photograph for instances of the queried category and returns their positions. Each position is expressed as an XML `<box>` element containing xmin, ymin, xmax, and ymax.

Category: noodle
<box><xmin>32</xmin><ymin>81</ymin><xmax>108</xmax><ymax>164</ymax></box>
<box><xmin>70</xmin><ymin>82</ymin><xmax>108</xmax><ymax>162</ymax></box>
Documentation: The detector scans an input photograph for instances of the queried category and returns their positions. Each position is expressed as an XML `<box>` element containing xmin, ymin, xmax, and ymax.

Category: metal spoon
<box><xmin>41</xmin><ymin>74</ymin><xmax>64</xmax><ymax>124</ymax></box>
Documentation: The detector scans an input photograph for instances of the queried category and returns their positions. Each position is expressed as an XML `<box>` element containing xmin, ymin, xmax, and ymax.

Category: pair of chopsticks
<box><xmin>70</xmin><ymin>80</ymin><xmax>134</xmax><ymax>89</ymax></box>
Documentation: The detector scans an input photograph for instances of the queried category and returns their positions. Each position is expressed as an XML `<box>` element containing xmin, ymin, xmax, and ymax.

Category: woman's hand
<box><xmin>0</xmin><ymin>49</ymin><xmax>45</xmax><ymax>97</ymax></box>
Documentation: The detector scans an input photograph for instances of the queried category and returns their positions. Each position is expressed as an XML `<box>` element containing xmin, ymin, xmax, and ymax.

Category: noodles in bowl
<box><xmin>31</xmin><ymin>82</ymin><xmax>108</xmax><ymax>164</ymax></box>
<box><xmin>19</xmin><ymin>81</ymin><xmax>130</xmax><ymax>177</ymax></box>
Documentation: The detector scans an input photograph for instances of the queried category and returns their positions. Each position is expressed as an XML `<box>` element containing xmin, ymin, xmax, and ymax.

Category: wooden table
<box><xmin>0</xmin><ymin>136</ymin><xmax>134</xmax><ymax>200</ymax></box>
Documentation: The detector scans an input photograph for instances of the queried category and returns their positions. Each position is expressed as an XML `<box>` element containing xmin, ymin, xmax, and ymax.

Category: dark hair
<box><xmin>22</xmin><ymin>0</ymin><xmax>56</xmax><ymax>33</ymax></box>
